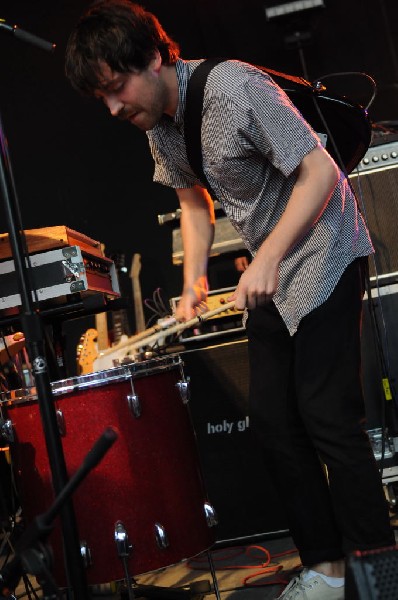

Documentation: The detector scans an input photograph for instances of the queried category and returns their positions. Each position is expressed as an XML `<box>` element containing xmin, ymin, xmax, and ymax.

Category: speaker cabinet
<box><xmin>181</xmin><ymin>338</ymin><xmax>288</xmax><ymax>542</ymax></box>
<box><xmin>349</xmin><ymin>163</ymin><xmax>398</xmax><ymax>279</ymax></box>
<box><xmin>346</xmin><ymin>546</ymin><xmax>398</xmax><ymax>599</ymax></box>
<box><xmin>361</xmin><ymin>285</ymin><xmax>398</xmax><ymax>432</ymax></box>
<box><xmin>180</xmin><ymin>292</ymin><xmax>398</xmax><ymax>543</ymax></box>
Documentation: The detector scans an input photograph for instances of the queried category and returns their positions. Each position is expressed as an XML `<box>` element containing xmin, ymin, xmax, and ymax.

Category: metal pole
<box><xmin>0</xmin><ymin>105</ymin><xmax>89</xmax><ymax>598</ymax></box>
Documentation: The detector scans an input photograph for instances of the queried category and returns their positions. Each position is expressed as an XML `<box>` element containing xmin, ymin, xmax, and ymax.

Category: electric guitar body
<box><xmin>259</xmin><ymin>66</ymin><xmax>371</xmax><ymax>174</ymax></box>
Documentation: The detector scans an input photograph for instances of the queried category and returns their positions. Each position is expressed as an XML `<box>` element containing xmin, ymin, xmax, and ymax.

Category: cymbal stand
<box><xmin>0</xmin><ymin>27</ymin><xmax>89</xmax><ymax>599</ymax></box>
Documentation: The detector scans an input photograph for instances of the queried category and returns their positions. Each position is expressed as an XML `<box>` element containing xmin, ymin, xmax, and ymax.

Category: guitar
<box><xmin>94</xmin><ymin>300</ymin><xmax>236</xmax><ymax>372</ymax></box>
<box><xmin>109</xmin><ymin>252</ymin><xmax>131</xmax><ymax>344</ymax></box>
<box><xmin>95</xmin><ymin>311</ymin><xmax>109</xmax><ymax>353</ymax></box>
<box><xmin>76</xmin><ymin>328</ymin><xmax>99</xmax><ymax>375</ymax></box>
<box><xmin>94</xmin><ymin>243</ymin><xmax>110</xmax><ymax>355</ymax></box>
<box><xmin>130</xmin><ymin>253</ymin><xmax>146</xmax><ymax>333</ymax></box>
<box><xmin>76</xmin><ymin>253</ymin><xmax>136</xmax><ymax>374</ymax></box>
<box><xmin>0</xmin><ymin>332</ymin><xmax>29</xmax><ymax>392</ymax></box>
<box><xmin>256</xmin><ymin>65</ymin><xmax>371</xmax><ymax>175</ymax></box>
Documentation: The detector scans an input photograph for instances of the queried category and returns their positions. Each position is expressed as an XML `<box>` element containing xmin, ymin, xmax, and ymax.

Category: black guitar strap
<box><xmin>183</xmin><ymin>58</ymin><xmax>329</xmax><ymax>200</ymax></box>
<box><xmin>184</xmin><ymin>57</ymin><xmax>366</xmax><ymax>238</ymax></box>
<box><xmin>184</xmin><ymin>57</ymin><xmax>225</xmax><ymax>201</ymax></box>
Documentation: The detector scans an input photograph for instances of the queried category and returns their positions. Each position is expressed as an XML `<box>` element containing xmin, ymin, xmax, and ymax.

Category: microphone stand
<box><xmin>0</xmin><ymin>26</ymin><xmax>89</xmax><ymax>598</ymax></box>
<box><xmin>0</xmin><ymin>428</ymin><xmax>118</xmax><ymax>599</ymax></box>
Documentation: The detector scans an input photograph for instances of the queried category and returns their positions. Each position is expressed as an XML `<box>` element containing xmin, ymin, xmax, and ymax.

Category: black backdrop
<box><xmin>1</xmin><ymin>0</ymin><xmax>398</xmax><ymax>330</ymax></box>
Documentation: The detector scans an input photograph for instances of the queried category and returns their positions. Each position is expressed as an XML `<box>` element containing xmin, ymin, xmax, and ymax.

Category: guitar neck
<box><xmin>131</xmin><ymin>253</ymin><xmax>146</xmax><ymax>333</ymax></box>
<box><xmin>111</xmin><ymin>308</ymin><xmax>130</xmax><ymax>345</ymax></box>
<box><xmin>95</xmin><ymin>312</ymin><xmax>109</xmax><ymax>351</ymax></box>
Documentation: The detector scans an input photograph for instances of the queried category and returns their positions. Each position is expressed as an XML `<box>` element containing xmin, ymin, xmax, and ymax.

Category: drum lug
<box><xmin>80</xmin><ymin>540</ymin><xmax>92</xmax><ymax>568</ymax></box>
<box><xmin>0</xmin><ymin>419</ymin><xmax>14</xmax><ymax>443</ymax></box>
<box><xmin>176</xmin><ymin>377</ymin><xmax>190</xmax><ymax>404</ymax></box>
<box><xmin>204</xmin><ymin>502</ymin><xmax>218</xmax><ymax>528</ymax></box>
<box><xmin>56</xmin><ymin>409</ymin><xmax>66</xmax><ymax>436</ymax></box>
<box><xmin>114</xmin><ymin>520</ymin><xmax>133</xmax><ymax>558</ymax></box>
<box><xmin>154</xmin><ymin>523</ymin><xmax>169</xmax><ymax>549</ymax></box>
<box><xmin>127</xmin><ymin>394</ymin><xmax>141</xmax><ymax>418</ymax></box>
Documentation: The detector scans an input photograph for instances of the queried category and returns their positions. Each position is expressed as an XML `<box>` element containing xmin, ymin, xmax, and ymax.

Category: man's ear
<box><xmin>151</xmin><ymin>49</ymin><xmax>162</xmax><ymax>73</ymax></box>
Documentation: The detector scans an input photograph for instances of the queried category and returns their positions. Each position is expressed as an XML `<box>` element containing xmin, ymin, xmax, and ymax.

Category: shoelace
<box><xmin>278</xmin><ymin>571</ymin><xmax>320</xmax><ymax>599</ymax></box>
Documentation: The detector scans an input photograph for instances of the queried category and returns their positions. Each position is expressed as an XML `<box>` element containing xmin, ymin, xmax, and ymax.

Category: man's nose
<box><xmin>104</xmin><ymin>96</ymin><xmax>124</xmax><ymax>117</ymax></box>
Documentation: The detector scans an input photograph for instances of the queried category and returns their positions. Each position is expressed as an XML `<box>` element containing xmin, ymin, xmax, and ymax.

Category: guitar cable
<box><xmin>313</xmin><ymin>71</ymin><xmax>377</xmax><ymax>110</ymax></box>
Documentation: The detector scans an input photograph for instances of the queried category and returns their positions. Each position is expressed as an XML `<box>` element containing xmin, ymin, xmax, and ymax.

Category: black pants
<box><xmin>246</xmin><ymin>257</ymin><xmax>395</xmax><ymax>566</ymax></box>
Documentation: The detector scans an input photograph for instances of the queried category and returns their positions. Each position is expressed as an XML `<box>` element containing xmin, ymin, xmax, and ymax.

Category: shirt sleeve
<box><xmin>147</xmin><ymin>129</ymin><xmax>200</xmax><ymax>189</ymax></box>
<box><xmin>239</xmin><ymin>70</ymin><xmax>320</xmax><ymax>176</ymax></box>
<box><xmin>203</xmin><ymin>63</ymin><xmax>320</xmax><ymax>178</ymax></box>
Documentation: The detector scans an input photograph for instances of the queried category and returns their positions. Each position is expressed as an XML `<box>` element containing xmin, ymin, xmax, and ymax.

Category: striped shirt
<box><xmin>147</xmin><ymin>59</ymin><xmax>373</xmax><ymax>334</ymax></box>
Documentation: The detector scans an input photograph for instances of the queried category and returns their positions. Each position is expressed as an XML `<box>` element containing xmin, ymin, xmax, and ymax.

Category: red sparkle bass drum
<box><xmin>0</xmin><ymin>355</ymin><xmax>215</xmax><ymax>586</ymax></box>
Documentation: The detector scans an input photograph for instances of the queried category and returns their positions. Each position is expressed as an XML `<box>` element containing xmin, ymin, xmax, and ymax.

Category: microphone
<box><xmin>0</xmin><ymin>19</ymin><xmax>56</xmax><ymax>52</ymax></box>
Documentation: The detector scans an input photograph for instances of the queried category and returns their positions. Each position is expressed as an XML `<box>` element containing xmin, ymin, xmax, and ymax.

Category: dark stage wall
<box><xmin>0</xmin><ymin>0</ymin><xmax>398</xmax><ymax>329</ymax></box>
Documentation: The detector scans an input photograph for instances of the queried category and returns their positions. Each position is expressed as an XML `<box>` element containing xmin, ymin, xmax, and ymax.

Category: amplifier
<box><xmin>158</xmin><ymin>202</ymin><xmax>245</xmax><ymax>265</ymax></box>
<box><xmin>349</xmin><ymin>140</ymin><xmax>398</xmax><ymax>281</ymax></box>
<box><xmin>181</xmin><ymin>338</ymin><xmax>288</xmax><ymax>541</ymax></box>
<box><xmin>346</xmin><ymin>545</ymin><xmax>398</xmax><ymax>599</ymax></box>
<box><xmin>0</xmin><ymin>245</ymin><xmax>120</xmax><ymax>309</ymax></box>
<box><xmin>170</xmin><ymin>287</ymin><xmax>244</xmax><ymax>344</ymax></box>
<box><xmin>160</xmin><ymin>141</ymin><xmax>398</xmax><ymax>280</ymax></box>
<box><xmin>170</xmin><ymin>286</ymin><xmax>242</xmax><ymax>318</ymax></box>
<box><xmin>171</xmin><ymin>217</ymin><xmax>244</xmax><ymax>265</ymax></box>
<box><xmin>350</xmin><ymin>139</ymin><xmax>398</xmax><ymax>174</ymax></box>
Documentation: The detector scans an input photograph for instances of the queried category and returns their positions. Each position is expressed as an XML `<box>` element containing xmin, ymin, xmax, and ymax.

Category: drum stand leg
<box><xmin>115</xmin><ymin>524</ymin><xmax>220</xmax><ymax>600</ymax></box>
<box><xmin>120</xmin><ymin>550</ymin><xmax>221</xmax><ymax>600</ymax></box>
<box><xmin>121</xmin><ymin>557</ymin><xmax>136</xmax><ymax>600</ymax></box>
<box><xmin>206</xmin><ymin>550</ymin><xmax>221</xmax><ymax>600</ymax></box>
<box><xmin>124</xmin><ymin>582</ymin><xmax>208</xmax><ymax>600</ymax></box>
<box><xmin>115</xmin><ymin>521</ymin><xmax>136</xmax><ymax>600</ymax></box>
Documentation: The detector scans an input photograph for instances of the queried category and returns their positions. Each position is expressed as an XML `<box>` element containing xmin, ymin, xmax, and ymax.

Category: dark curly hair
<box><xmin>65</xmin><ymin>0</ymin><xmax>180</xmax><ymax>95</ymax></box>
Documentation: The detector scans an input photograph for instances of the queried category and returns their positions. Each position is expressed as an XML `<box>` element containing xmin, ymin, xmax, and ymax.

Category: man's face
<box><xmin>95</xmin><ymin>54</ymin><xmax>169</xmax><ymax>131</ymax></box>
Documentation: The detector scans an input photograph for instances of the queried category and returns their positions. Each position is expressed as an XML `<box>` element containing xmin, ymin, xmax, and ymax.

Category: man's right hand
<box><xmin>175</xmin><ymin>275</ymin><xmax>209</xmax><ymax>321</ymax></box>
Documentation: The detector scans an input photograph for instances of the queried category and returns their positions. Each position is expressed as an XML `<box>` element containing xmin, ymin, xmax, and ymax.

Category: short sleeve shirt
<box><xmin>147</xmin><ymin>59</ymin><xmax>373</xmax><ymax>334</ymax></box>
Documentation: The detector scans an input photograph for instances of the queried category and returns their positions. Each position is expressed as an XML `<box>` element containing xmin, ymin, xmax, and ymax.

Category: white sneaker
<box><xmin>275</xmin><ymin>569</ymin><xmax>344</xmax><ymax>599</ymax></box>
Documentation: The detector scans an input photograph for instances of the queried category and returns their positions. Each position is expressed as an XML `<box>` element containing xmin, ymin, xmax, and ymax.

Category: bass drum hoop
<box><xmin>0</xmin><ymin>354</ymin><xmax>183</xmax><ymax>408</ymax></box>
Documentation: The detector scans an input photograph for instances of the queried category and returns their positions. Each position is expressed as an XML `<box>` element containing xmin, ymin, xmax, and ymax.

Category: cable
<box><xmin>372</xmin><ymin>121</ymin><xmax>398</xmax><ymax>136</ymax></box>
<box><xmin>313</xmin><ymin>71</ymin><xmax>377</xmax><ymax>110</ymax></box>
<box><xmin>186</xmin><ymin>544</ymin><xmax>299</xmax><ymax>590</ymax></box>
<box><xmin>144</xmin><ymin>288</ymin><xmax>172</xmax><ymax>329</ymax></box>
<box><xmin>353</xmin><ymin>165</ymin><xmax>398</xmax><ymax>460</ymax></box>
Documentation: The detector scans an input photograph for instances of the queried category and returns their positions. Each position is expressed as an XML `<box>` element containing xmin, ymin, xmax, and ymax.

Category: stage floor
<box><xmin>9</xmin><ymin>519</ymin><xmax>398</xmax><ymax>598</ymax></box>
<box><xmin>12</xmin><ymin>532</ymin><xmax>299</xmax><ymax>599</ymax></box>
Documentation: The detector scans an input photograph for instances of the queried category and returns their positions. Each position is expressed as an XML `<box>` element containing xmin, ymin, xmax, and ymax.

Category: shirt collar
<box><xmin>173</xmin><ymin>59</ymin><xmax>189</xmax><ymax>128</ymax></box>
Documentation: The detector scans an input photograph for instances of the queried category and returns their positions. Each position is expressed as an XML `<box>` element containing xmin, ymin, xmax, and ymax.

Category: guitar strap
<box><xmin>183</xmin><ymin>58</ymin><xmax>321</xmax><ymax>199</ymax></box>
<box><xmin>184</xmin><ymin>58</ymin><xmax>366</xmax><ymax>185</ymax></box>
<box><xmin>183</xmin><ymin>58</ymin><xmax>372</xmax><ymax>280</ymax></box>
<box><xmin>184</xmin><ymin>57</ymin><xmax>224</xmax><ymax>201</ymax></box>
